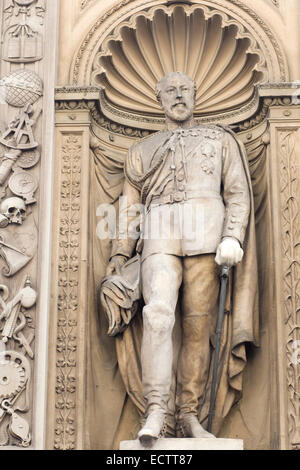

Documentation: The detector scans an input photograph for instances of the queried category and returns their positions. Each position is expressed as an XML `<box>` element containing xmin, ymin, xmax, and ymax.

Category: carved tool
<box><xmin>0</xmin><ymin>236</ymin><xmax>32</xmax><ymax>278</ymax></box>
<box><xmin>1</xmin><ymin>399</ymin><xmax>31</xmax><ymax>447</ymax></box>
<box><xmin>0</xmin><ymin>277</ymin><xmax>37</xmax><ymax>344</ymax></box>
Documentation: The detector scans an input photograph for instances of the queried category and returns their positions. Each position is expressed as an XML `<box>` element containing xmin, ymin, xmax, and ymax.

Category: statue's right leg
<box><xmin>138</xmin><ymin>253</ymin><xmax>182</xmax><ymax>446</ymax></box>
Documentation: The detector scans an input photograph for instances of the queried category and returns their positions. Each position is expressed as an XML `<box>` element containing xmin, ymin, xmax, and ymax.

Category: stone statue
<box><xmin>102</xmin><ymin>72</ymin><xmax>259</xmax><ymax>446</ymax></box>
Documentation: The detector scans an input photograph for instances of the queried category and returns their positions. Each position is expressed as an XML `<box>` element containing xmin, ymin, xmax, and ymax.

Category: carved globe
<box><xmin>0</xmin><ymin>70</ymin><xmax>43</xmax><ymax>108</ymax></box>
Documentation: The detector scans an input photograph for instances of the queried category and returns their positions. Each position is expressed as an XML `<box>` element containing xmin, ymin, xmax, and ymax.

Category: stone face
<box><xmin>120</xmin><ymin>438</ymin><xmax>244</xmax><ymax>451</ymax></box>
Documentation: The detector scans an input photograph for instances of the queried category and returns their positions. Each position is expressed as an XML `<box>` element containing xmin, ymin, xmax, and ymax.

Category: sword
<box><xmin>207</xmin><ymin>265</ymin><xmax>230</xmax><ymax>433</ymax></box>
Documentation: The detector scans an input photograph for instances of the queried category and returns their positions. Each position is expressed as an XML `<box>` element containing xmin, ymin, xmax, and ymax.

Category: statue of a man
<box><xmin>104</xmin><ymin>72</ymin><xmax>258</xmax><ymax>446</ymax></box>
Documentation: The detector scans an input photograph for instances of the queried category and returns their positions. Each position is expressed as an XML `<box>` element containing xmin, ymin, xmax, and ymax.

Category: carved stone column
<box><xmin>263</xmin><ymin>85</ymin><xmax>300</xmax><ymax>450</ymax></box>
<box><xmin>46</xmin><ymin>90</ymin><xmax>97</xmax><ymax>450</ymax></box>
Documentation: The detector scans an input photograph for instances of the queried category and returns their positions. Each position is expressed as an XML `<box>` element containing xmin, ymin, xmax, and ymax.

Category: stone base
<box><xmin>120</xmin><ymin>438</ymin><xmax>243</xmax><ymax>451</ymax></box>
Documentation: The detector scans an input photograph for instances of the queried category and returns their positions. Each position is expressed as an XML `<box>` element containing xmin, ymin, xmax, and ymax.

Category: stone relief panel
<box><xmin>2</xmin><ymin>0</ymin><xmax>45</xmax><ymax>64</ymax></box>
<box><xmin>53</xmin><ymin>133</ymin><xmax>83</xmax><ymax>451</ymax></box>
<box><xmin>0</xmin><ymin>0</ymin><xmax>45</xmax><ymax>449</ymax></box>
<box><xmin>278</xmin><ymin>128</ymin><xmax>300</xmax><ymax>449</ymax></box>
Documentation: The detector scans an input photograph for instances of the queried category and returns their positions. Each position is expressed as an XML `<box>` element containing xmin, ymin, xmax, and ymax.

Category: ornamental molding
<box><xmin>55</xmin><ymin>85</ymin><xmax>300</xmax><ymax>138</ymax></box>
<box><xmin>53</xmin><ymin>133</ymin><xmax>82</xmax><ymax>450</ymax></box>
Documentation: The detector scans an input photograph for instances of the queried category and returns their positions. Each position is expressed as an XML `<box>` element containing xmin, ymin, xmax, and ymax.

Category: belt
<box><xmin>151</xmin><ymin>190</ymin><xmax>221</xmax><ymax>205</ymax></box>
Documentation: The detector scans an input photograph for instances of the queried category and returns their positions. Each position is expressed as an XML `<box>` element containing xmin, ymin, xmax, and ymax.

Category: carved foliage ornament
<box><xmin>279</xmin><ymin>130</ymin><xmax>300</xmax><ymax>449</ymax></box>
<box><xmin>54</xmin><ymin>134</ymin><xmax>82</xmax><ymax>450</ymax></box>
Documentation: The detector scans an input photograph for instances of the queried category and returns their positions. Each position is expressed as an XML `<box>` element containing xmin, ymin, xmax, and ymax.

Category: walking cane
<box><xmin>207</xmin><ymin>265</ymin><xmax>230</xmax><ymax>433</ymax></box>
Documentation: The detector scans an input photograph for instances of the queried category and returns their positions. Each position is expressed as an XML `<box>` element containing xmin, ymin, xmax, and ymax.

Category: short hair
<box><xmin>155</xmin><ymin>72</ymin><xmax>197</xmax><ymax>102</ymax></box>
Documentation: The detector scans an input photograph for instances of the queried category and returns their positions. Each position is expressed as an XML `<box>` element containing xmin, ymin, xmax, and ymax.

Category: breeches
<box><xmin>141</xmin><ymin>253</ymin><xmax>220</xmax><ymax>418</ymax></box>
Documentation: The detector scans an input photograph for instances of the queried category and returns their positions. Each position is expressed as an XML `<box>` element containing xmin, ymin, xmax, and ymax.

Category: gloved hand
<box><xmin>106</xmin><ymin>255</ymin><xmax>128</xmax><ymax>276</ymax></box>
<box><xmin>215</xmin><ymin>237</ymin><xmax>244</xmax><ymax>267</ymax></box>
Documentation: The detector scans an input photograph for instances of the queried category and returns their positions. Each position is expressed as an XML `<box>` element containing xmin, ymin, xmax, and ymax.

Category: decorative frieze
<box><xmin>54</xmin><ymin>133</ymin><xmax>82</xmax><ymax>450</ymax></box>
<box><xmin>47</xmin><ymin>103</ymin><xmax>91</xmax><ymax>450</ymax></box>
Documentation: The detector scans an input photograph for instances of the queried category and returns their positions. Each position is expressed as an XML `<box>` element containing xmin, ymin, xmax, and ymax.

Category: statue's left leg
<box><xmin>177</xmin><ymin>254</ymin><xmax>219</xmax><ymax>438</ymax></box>
<box><xmin>138</xmin><ymin>253</ymin><xmax>183</xmax><ymax>445</ymax></box>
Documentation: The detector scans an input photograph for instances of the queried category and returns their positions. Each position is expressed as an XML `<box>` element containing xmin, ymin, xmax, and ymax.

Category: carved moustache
<box><xmin>172</xmin><ymin>102</ymin><xmax>186</xmax><ymax>109</ymax></box>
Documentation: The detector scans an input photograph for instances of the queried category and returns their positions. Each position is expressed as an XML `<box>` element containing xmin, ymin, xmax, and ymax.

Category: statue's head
<box><xmin>156</xmin><ymin>72</ymin><xmax>196</xmax><ymax>123</ymax></box>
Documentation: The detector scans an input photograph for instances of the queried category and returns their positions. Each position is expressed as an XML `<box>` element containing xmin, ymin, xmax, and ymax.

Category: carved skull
<box><xmin>0</xmin><ymin>197</ymin><xmax>26</xmax><ymax>225</ymax></box>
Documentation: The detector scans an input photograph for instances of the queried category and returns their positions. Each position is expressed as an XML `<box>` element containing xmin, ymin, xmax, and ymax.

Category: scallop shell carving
<box><xmin>92</xmin><ymin>4</ymin><xmax>266</xmax><ymax>117</ymax></box>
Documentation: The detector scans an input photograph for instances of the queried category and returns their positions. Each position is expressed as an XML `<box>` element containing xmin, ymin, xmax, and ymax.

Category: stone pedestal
<box><xmin>120</xmin><ymin>438</ymin><xmax>243</xmax><ymax>451</ymax></box>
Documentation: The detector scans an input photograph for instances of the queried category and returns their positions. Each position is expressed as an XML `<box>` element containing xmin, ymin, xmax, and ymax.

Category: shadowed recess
<box><xmin>92</xmin><ymin>5</ymin><xmax>265</xmax><ymax>117</ymax></box>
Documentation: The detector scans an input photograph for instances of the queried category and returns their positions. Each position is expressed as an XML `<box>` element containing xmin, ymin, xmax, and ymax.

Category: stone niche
<box><xmin>11</xmin><ymin>0</ymin><xmax>297</xmax><ymax>451</ymax></box>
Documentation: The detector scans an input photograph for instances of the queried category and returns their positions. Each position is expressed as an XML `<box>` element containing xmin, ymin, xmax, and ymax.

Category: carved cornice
<box><xmin>54</xmin><ymin>85</ymin><xmax>300</xmax><ymax>139</ymax></box>
<box><xmin>55</xmin><ymin>100</ymin><xmax>96</xmax><ymax>111</ymax></box>
<box><xmin>98</xmin><ymin>88</ymin><xmax>262</xmax><ymax>131</ymax></box>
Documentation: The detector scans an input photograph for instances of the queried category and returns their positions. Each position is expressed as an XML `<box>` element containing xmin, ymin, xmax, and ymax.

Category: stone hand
<box><xmin>215</xmin><ymin>238</ymin><xmax>244</xmax><ymax>267</ymax></box>
<box><xmin>106</xmin><ymin>255</ymin><xmax>128</xmax><ymax>276</ymax></box>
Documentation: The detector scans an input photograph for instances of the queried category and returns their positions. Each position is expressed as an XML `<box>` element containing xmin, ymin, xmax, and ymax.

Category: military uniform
<box><xmin>110</xmin><ymin>125</ymin><xmax>250</xmax><ymax>423</ymax></box>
